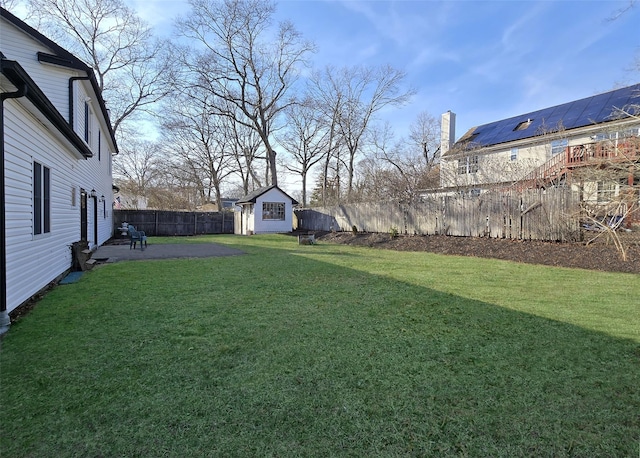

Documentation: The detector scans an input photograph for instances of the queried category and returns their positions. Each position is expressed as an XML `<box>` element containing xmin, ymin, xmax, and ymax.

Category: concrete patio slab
<box><xmin>94</xmin><ymin>242</ymin><xmax>245</xmax><ymax>263</ymax></box>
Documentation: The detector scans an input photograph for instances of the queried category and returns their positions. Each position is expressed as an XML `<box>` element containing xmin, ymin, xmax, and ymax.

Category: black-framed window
<box><xmin>262</xmin><ymin>202</ymin><xmax>285</xmax><ymax>220</ymax></box>
<box><xmin>33</xmin><ymin>161</ymin><xmax>51</xmax><ymax>235</ymax></box>
<box><xmin>84</xmin><ymin>101</ymin><xmax>89</xmax><ymax>142</ymax></box>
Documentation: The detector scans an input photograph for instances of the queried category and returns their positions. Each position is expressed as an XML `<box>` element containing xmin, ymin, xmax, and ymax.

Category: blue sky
<box><xmin>133</xmin><ymin>0</ymin><xmax>640</xmax><ymax>141</ymax></box>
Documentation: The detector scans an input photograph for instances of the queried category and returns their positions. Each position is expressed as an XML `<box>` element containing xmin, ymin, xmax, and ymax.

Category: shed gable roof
<box><xmin>448</xmin><ymin>83</ymin><xmax>640</xmax><ymax>154</ymax></box>
<box><xmin>236</xmin><ymin>185</ymin><xmax>298</xmax><ymax>205</ymax></box>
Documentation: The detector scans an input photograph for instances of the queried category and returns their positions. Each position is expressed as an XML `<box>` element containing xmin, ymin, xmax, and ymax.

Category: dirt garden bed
<box><xmin>315</xmin><ymin>231</ymin><xmax>640</xmax><ymax>274</ymax></box>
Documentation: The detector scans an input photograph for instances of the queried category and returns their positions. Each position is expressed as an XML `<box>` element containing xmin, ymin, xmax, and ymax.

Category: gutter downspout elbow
<box><xmin>68</xmin><ymin>76</ymin><xmax>90</xmax><ymax>139</ymax></box>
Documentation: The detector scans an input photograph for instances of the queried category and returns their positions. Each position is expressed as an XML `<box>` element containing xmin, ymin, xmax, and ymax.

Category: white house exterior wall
<box><xmin>1</xmin><ymin>24</ymin><xmax>73</xmax><ymax>120</ymax></box>
<box><xmin>246</xmin><ymin>205</ymin><xmax>255</xmax><ymax>234</ymax></box>
<box><xmin>441</xmin><ymin>118</ymin><xmax>640</xmax><ymax>190</ymax></box>
<box><xmin>2</xmin><ymin>12</ymin><xmax>117</xmax><ymax>313</ymax></box>
<box><xmin>253</xmin><ymin>188</ymin><xmax>295</xmax><ymax>233</ymax></box>
<box><xmin>4</xmin><ymin>101</ymin><xmax>81</xmax><ymax>312</ymax></box>
<box><xmin>441</xmin><ymin>143</ymin><xmax>548</xmax><ymax>188</ymax></box>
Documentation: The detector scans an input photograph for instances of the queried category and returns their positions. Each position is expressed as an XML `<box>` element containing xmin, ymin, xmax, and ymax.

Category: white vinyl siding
<box><xmin>252</xmin><ymin>188</ymin><xmax>295</xmax><ymax>234</ymax></box>
<box><xmin>2</xmin><ymin>13</ymin><xmax>116</xmax><ymax>314</ymax></box>
<box><xmin>1</xmin><ymin>23</ymin><xmax>73</xmax><ymax>120</ymax></box>
<box><xmin>4</xmin><ymin>102</ymin><xmax>80</xmax><ymax>312</ymax></box>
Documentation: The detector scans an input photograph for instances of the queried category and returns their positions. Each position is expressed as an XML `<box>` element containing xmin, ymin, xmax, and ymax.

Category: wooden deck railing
<box><xmin>518</xmin><ymin>136</ymin><xmax>639</xmax><ymax>190</ymax></box>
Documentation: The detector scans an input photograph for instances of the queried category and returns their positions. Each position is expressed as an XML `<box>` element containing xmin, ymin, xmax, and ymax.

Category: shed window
<box><xmin>263</xmin><ymin>202</ymin><xmax>285</xmax><ymax>220</ymax></box>
<box><xmin>33</xmin><ymin>161</ymin><xmax>51</xmax><ymax>235</ymax></box>
<box><xmin>510</xmin><ymin>148</ymin><xmax>518</xmax><ymax>161</ymax></box>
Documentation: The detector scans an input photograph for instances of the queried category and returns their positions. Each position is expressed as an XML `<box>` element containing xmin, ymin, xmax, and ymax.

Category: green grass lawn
<box><xmin>1</xmin><ymin>234</ymin><xmax>639</xmax><ymax>457</ymax></box>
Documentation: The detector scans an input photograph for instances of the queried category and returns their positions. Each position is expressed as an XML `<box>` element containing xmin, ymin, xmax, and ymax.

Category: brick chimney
<box><xmin>441</xmin><ymin>111</ymin><xmax>456</xmax><ymax>156</ymax></box>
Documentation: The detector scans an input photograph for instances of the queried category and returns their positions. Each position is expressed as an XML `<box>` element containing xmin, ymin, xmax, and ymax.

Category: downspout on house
<box><xmin>0</xmin><ymin>69</ymin><xmax>27</xmax><ymax>336</ymax></box>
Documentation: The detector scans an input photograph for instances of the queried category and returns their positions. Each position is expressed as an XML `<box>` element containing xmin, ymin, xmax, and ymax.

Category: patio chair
<box><xmin>128</xmin><ymin>225</ymin><xmax>148</xmax><ymax>250</ymax></box>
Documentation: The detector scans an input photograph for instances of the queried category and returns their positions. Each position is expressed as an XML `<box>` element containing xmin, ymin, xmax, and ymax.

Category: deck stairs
<box><xmin>516</xmin><ymin>137</ymin><xmax>640</xmax><ymax>191</ymax></box>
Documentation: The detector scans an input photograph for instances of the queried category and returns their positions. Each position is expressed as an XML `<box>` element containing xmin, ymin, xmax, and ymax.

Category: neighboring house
<box><xmin>235</xmin><ymin>185</ymin><xmax>298</xmax><ymax>235</ymax></box>
<box><xmin>439</xmin><ymin>84</ymin><xmax>640</xmax><ymax>196</ymax></box>
<box><xmin>113</xmin><ymin>191</ymin><xmax>148</xmax><ymax>210</ymax></box>
<box><xmin>1</xmin><ymin>7</ymin><xmax>118</xmax><ymax>321</ymax></box>
<box><xmin>198</xmin><ymin>198</ymin><xmax>239</xmax><ymax>212</ymax></box>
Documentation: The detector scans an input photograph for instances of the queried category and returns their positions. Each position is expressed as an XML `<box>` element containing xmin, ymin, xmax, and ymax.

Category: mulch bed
<box><xmin>315</xmin><ymin>231</ymin><xmax>640</xmax><ymax>274</ymax></box>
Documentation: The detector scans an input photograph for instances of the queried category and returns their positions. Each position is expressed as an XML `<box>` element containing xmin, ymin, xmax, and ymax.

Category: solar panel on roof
<box><xmin>607</xmin><ymin>90</ymin><xmax>637</xmax><ymax>118</ymax></box>
<box><xmin>557</xmin><ymin>97</ymin><xmax>591</xmax><ymax>128</ymax></box>
<box><xmin>539</xmin><ymin>104</ymin><xmax>571</xmax><ymax>131</ymax></box>
<box><xmin>456</xmin><ymin>83</ymin><xmax>640</xmax><ymax>149</ymax></box>
<box><xmin>578</xmin><ymin>92</ymin><xmax>613</xmax><ymax>126</ymax></box>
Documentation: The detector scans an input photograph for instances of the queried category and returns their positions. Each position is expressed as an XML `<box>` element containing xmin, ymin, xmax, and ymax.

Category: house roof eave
<box><xmin>1</xmin><ymin>57</ymin><xmax>93</xmax><ymax>159</ymax></box>
<box><xmin>1</xmin><ymin>7</ymin><xmax>119</xmax><ymax>155</ymax></box>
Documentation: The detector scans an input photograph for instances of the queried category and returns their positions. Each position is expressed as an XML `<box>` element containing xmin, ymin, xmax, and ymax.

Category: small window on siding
<box><xmin>510</xmin><ymin>148</ymin><xmax>518</xmax><ymax>161</ymax></box>
<box><xmin>33</xmin><ymin>161</ymin><xmax>51</xmax><ymax>235</ymax></box>
<box><xmin>597</xmin><ymin>181</ymin><xmax>616</xmax><ymax>203</ymax></box>
<box><xmin>551</xmin><ymin>139</ymin><xmax>568</xmax><ymax>155</ymax></box>
<box><xmin>468</xmin><ymin>155</ymin><xmax>479</xmax><ymax>173</ymax></box>
<box><xmin>84</xmin><ymin>101</ymin><xmax>93</xmax><ymax>146</ymax></box>
<box><xmin>262</xmin><ymin>202</ymin><xmax>285</xmax><ymax>220</ymax></box>
<box><xmin>84</xmin><ymin>101</ymin><xmax>89</xmax><ymax>142</ymax></box>
<box><xmin>457</xmin><ymin>156</ymin><xmax>479</xmax><ymax>174</ymax></box>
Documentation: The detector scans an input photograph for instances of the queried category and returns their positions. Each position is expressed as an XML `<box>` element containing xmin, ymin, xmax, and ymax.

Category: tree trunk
<box><xmin>268</xmin><ymin>149</ymin><xmax>278</xmax><ymax>187</ymax></box>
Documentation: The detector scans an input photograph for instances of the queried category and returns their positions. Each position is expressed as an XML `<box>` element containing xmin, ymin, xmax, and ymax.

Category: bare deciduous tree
<box><xmin>572</xmin><ymin>106</ymin><xmax>640</xmax><ymax>259</ymax></box>
<box><xmin>0</xmin><ymin>0</ymin><xmax>20</xmax><ymax>10</ymax></box>
<box><xmin>225</xmin><ymin>115</ymin><xmax>265</xmax><ymax>195</ymax></box>
<box><xmin>307</xmin><ymin>66</ymin><xmax>346</xmax><ymax>206</ymax></box>
<box><xmin>408</xmin><ymin>111</ymin><xmax>441</xmax><ymax>168</ymax></box>
<box><xmin>279</xmin><ymin>97</ymin><xmax>330</xmax><ymax>207</ymax></box>
<box><xmin>113</xmin><ymin>138</ymin><xmax>163</xmax><ymax>198</ymax></box>
<box><xmin>334</xmin><ymin>65</ymin><xmax>414</xmax><ymax>201</ymax></box>
<box><xmin>27</xmin><ymin>0</ymin><xmax>173</xmax><ymax>135</ymax></box>
<box><xmin>365</xmin><ymin>120</ymin><xmax>440</xmax><ymax>203</ymax></box>
<box><xmin>162</xmin><ymin>91</ymin><xmax>235</xmax><ymax>210</ymax></box>
<box><xmin>176</xmin><ymin>0</ymin><xmax>315</xmax><ymax>187</ymax></box>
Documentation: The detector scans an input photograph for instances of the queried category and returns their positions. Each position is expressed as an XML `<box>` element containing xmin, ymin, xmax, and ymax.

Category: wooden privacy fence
<box><xmin>114</xmin><ymin>210</ymin><xmax>234</xmax><ymax>236</ymax></box>
<box><xmin>295</xmin><ymin>188</ymin><xmax>581</xmax><ymax>242</ymax></box>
